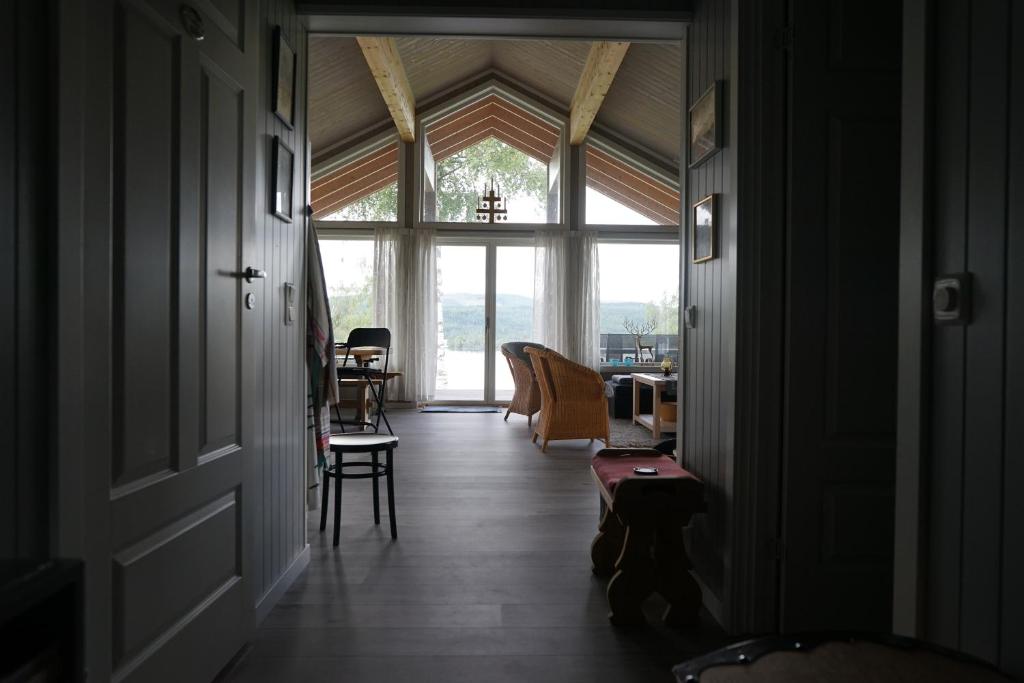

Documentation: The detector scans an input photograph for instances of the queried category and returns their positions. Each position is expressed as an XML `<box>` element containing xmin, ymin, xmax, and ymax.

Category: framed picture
<box><xmin>688</xmin><ymin>81</ymin><xmax>723</xmax><ymax>167</ymax></box>
<box><xmin>272</xmin><ymin>136</ymin><xmax>294</xmax><ymax>222</ymax></box>
<box><xmin>691</xmin><ymin>194</ymin><xmax>717</xmax><ymax>263</ymax></box>
<box><xmin>272</xmin><ymin>26</ymin><xmax>296</xmax><ymax>128</ymax></box>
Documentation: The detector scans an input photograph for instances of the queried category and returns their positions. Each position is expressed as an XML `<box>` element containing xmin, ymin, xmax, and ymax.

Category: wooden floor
<box><xmin>222</xmin><ymin>410</ymin><xmax>725</xmax><ymax>682</ymax></box>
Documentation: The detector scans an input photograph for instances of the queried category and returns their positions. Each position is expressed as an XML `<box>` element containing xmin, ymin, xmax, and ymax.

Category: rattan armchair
<box><xmin>500</xmin><ymin>342</ymin><xmax>544</xmax><ymax>426</ymax></box>
<box><xmin>524</xmin><ymin>347</ymin><xmax>610</xmax><ymax>452</ymax></box>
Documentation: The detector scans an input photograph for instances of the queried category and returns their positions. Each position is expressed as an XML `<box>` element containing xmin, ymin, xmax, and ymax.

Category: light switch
<box><xmin>284</xmin><ymin>282</ymin><xmax>296</xmax><ymax>325</ymax></box>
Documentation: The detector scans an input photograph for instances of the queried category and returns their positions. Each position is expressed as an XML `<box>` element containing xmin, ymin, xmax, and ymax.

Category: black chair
<box><xmin>335</xmin><ymin>327</ymin><xmax>393</xmax><ymax>435</ymax></box>
<box><xmin>320</xmin><ymin>433</ymin><xmax>399</xmax><ymax>545</ymax></box>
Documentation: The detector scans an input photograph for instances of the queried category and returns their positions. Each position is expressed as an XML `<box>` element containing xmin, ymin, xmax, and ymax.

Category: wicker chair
<box><xmin>500</xmin><ymin>342</ymin><xmax>544</xmax><ymax>427</ymax></box>
<box><xmin>525</xmin><ymin>347</ymin><xmax>610</xmax><ymax>452</ymax></box>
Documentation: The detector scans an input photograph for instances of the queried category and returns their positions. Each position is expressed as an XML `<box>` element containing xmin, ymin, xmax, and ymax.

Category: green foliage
<box><xmin>327</xmin><ymin>271</ymin><xmax>373</xmax><ymax>342</ymax></box>
<box><xmin>436</xmin><ymin>138</ymin><xmax>547</xmax><ymax>222</ymax></box>
<box><xmin>324</xmin><ymin>183</ymin><xmax>398</xmax><ymax>222</ymax></box>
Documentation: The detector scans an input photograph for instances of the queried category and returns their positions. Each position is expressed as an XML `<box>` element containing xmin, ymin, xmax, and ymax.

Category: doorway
<box><xmin>434</xmin><ymin>241</ymin><xmax>535</xmax><ymax>403</ymax></box>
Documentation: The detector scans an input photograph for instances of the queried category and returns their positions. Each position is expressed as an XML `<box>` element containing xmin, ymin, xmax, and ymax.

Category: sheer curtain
<box><xmin>374</xmin><ymin>226</ymin><xmax>437</xmax><ymax>403</ymax></box>
<box><xmin>533</xmin><ymin>230</ymin><xmax>567</xmax><ymax>354</ymax></box>
<box><xmin>567</xmin><ymin>231</ymin><xmax>601</xmax><ymax>369</ymax></box>
<box><xmin>533</xmin><ymin>230</ymin><xmax>601</xmax><ymax>369</ymax></box>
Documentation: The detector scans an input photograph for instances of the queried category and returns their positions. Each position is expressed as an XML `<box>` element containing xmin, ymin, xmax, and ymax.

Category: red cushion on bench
<box><xmin>591</xmin><ymin>453</ymin><xmax>699</xmax><ymax>495</ymax></box>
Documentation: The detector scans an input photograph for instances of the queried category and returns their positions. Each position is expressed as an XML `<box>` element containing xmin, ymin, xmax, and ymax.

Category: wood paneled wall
<box><xmin>250</xmin><ymin>0</ymin><xmax>310</xmax><ymax>616</ymax></box>
<box><xmin>922</xmin><ymin>0</ymin><xmax>1023</xmax><ymax>673</ymax></box>
<box><xmin>683</xmin><ymin>0</ymin><xmax>736</xmax><ymax>618</ymax></box>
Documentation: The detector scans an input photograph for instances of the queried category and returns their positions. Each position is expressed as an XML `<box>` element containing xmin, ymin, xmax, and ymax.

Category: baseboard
<box><xmin>254</xmin><ymin>544</ymin><xmax>310</xmax><ymax>625</ymax></box>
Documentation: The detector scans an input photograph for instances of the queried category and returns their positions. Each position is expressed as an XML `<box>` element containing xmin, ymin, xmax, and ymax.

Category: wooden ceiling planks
<box><xmin>597</xmin><ymin>43</ymin><xmax>682</xmax><ymax>164</ymax></box>
<box><xmin>308</xmin><ymin>37</ymin><xmax>681</xmax><ymax>163</ymax></box>
<box><xmin>586</xmin><ymin>146</ymin><xmax>680</xmax><ymax>224</ymax></box>
<box><xmin>308</xmin><ymin>37</ymin><xmax>390</xmax><ymax>152</ymax></box>
<box><xmin>311</xmin><ymin>143</ymin><xmax>399</xmax><ymax>218</ymax></box>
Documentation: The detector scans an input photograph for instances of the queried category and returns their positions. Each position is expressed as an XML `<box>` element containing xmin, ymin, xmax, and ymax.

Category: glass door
<box><xmin>494</xmin><ymin>246</ymin><xmax>535</xmax><ymax>401</ymax></box>
<box><xmin>435</xmin><ymin>245</ymin><xmax>488</xmax><ymax>400</ymax></box>
<box><xmin>434</xmin><ymin>241</ymin><xmax>535</xmax><ymax>403</ymax></box>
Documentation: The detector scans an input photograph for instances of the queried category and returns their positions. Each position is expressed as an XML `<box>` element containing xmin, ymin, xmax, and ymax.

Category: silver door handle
<box><xmin>244</xmin><ymin>267</ymin><xmax>266</xmax><ymax>282</ymax></box>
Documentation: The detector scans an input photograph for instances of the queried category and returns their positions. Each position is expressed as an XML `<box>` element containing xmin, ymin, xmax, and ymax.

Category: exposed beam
<box><xmin>356</xmin><ymin>37</ymin><xmax>416</xmax><ymax>142</ymax></box>
<box><xmin>569</xmin><ymin>41</ymin><xmax>630</xmax><ymax>145</ymax></box>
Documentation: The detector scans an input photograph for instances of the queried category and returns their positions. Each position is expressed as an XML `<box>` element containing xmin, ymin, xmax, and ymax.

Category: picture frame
<box><xmin>272</xmin><ymin>26</ymin><xmax>296</xmax><ymax>129</ymax></box>
<box><xmin>272</xmin><ymin>136</ymin><xmax>294</xmax><ymax>222</ymax></box>
<box><xmin>688</xmin><ymin>81</ymin><xmax>723</xmax><ymax>167</ymax></box>
<box><xmin>691</xmin><ymin>194</ymin><xmax>717</xmax><ymax>263</ymax></box>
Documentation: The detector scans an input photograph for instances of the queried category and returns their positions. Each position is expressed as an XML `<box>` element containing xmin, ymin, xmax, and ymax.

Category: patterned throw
<box><xmin>306</xmin><ymin>230</ymin><xmax>338</xmax><ymax>509</ymax></box>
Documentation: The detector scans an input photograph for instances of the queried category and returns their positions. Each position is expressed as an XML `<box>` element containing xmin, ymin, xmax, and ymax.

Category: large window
<box><xmin>422</xmin><ymin>92</ymin><xmax>562</xmax><ymax>224</ymax></box>
<box><xmin>318</xmin><ymin>239</ymin><xmax>375</xmax><ymax>343</ymax></box>
<box><xmin>435</xmin><ymin>139</ymin><xmax>548</xmax><ymax>223</ymax></box>
<box><xmin>585</xmin><ymin>144</ymin><xmax>680</xmax><ymax>226</ymax></box>
<box><xmin>597</xmin><ymin>242</ymin><xmax>679</xmax><ymax>365</ymax></box>
<box><xmin>311</xmin><ymin>140</ymin><xmax>399</xmax><ymax>222</ymax></box>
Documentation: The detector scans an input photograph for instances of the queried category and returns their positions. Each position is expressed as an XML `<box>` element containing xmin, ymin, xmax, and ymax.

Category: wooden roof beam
<box><xmin>569</xmin><ymin>41</ymin><xmax>630</xmax><ymax>145</ymax></box>
<box><xmin>356</xmin><ymin>37</ymin><xmax>416</xmax><ymax>142</ymax></box>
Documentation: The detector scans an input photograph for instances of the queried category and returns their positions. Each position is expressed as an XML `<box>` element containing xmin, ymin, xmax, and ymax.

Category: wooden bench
<box><xmin>590</xmin><ymin>448</ymin><xmax>706</xmax><ymax>627</ymax></box>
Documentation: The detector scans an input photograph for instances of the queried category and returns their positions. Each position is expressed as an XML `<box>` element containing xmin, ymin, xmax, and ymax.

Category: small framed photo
<box><xmin>691</xmin><ymin>194</ymin><xmax>717</xmax><ymax>264</ymax></box>
<box><xmin>272</xmin><ymin>26</ymin><xmax>296</xmax><ymax>128</ymax></box>
<box><xmin>272</xmin><ymin>136</ymin><xmax>294</xmax><ymax>222</ymax></box>
<box><xmin>688</xmin><ymin>81</ymin><xmax>723</xmax><ymax>167</ymax></box>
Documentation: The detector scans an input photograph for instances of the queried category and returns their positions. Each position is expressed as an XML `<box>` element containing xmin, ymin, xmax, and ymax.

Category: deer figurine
<box><xmin>623</xmin><ymin>318</ymin><xmax>657</xmax><ymax>363</ymax></box>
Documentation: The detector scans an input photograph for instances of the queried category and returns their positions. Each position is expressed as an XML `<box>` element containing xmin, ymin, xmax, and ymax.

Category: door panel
<box><xmin>435</xmin><ymin>245</ymin><xmax>487</xmax><ymax>401</ymax></box>
<box><xmin>104</xmin><ymin>0</ymin><xmax>256</xmax><ymax>679</ymax></box>
<box><xmin>781</xmin><ymin>0</ymin><xmax>901</xmax><ymax>631</ymax></box>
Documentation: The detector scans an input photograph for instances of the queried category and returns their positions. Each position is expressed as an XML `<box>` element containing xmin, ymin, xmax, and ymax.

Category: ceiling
<box><xmin>308</xmin><ymin>36</ymin><xmax>682</xmax><ymax>166</ymax></box>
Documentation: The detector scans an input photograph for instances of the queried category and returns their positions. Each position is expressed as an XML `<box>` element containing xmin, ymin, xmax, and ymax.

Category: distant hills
<box><xmin>439</xmin><ymin>292</ymin><xmax>676</xmax><ymax>351</ymax></box>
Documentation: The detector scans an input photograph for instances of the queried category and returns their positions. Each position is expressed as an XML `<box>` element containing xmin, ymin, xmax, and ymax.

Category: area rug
<box><xmin>607</xmin><ymin>418</ymin><xmax>675</xmax><ymax>448</ymax></box>
<box><xmin>420</xmin><ymin>406</ymin><xmax>504</xmax><ymax>413</ymax></box>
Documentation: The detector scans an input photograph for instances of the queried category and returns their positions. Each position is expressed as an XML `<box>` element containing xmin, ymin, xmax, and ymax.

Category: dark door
<box><xmin>780</xmin><ymin>0</ymin><xmax>902</xmax><ymax>631</ymax></box>
<box><xmin>94</xmin><ymin>0</ymin><xmax>258</xmax><ymax>679</ymax></box>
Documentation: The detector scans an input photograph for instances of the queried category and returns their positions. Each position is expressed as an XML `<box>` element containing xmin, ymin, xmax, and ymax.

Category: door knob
<box><xmin>244</xmin><ymin>267</ymin><xmax>267</xmax><ymax>282</ymax></box>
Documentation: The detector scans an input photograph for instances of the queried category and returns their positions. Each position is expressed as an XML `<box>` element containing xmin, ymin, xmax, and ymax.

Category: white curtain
<box><xmin>533</xmin><ymin>230</ymin><xmax>601</xmax><ymax>369</ymax></box>
<box><xmin>374</xmin><ymin>226</ymin><xmax>437</xmax><ymax>403</ymax></box>
<box><xmin>533</xmin><ymin>230</ymin><xmax>568</xmax><ymax>354</ymax></box>
<box><xmin>567</xmin><ymin>231</ymin><xmax>601</xmax><ymax>369</ymax></box>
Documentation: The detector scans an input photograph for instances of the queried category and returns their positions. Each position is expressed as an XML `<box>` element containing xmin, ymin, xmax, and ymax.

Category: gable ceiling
<box><xmin>308</xmin><ymin>36</ymin><xmax>682</xmax><ymax>166</ymax></box>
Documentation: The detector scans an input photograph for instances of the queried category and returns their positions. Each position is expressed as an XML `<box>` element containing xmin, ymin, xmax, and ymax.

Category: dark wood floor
<box><xmin>223</xmin><ymin>410</ymin><xmax>725</xmax><ymax>682</ymax></box>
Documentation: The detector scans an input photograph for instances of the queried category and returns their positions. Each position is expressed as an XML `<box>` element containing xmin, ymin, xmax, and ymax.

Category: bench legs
<box><xmin>590</xmin><ymin>506</ymin><xmax>625</xmax><ymax>578</ymax></box>
<box><xmin>596</xmin><ymin>508</ymin><xmax>702</xmax><ymax>627</ymax></box>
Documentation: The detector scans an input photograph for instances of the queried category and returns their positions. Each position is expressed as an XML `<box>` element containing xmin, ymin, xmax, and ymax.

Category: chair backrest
<box><xmin>500</xmin><ymin>341</ymin><xmax>545</xmax><ymax>364</ymax></box>
<box><xmin>345</xmin><ymin>327</ymin><xmax>391</xmax><ymax>349</ymax></box>
<box><xmin>524</xmin><ymin>347</ymin><xmax>555</xmax><ymax>402</ymax></box>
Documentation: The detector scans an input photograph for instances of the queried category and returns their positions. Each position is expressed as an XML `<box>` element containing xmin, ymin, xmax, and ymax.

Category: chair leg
<box><xmin>542</xmin><ymin>438</ymin><xmax>549</xmax><ymax>453</ymax></box>
<box><xmin>333</xmin><ymin>454</ymin><xmax>343</xmax><ymax>547</ymax></box>
<box><xmin>528</xmin><ymin>413</ymin><xmax>533</xmax><ymax>428</ymax></box>
<box><xmin>531</xmin><ymin>432</ymin><xmax>539</xmax><ymax>443</ymax></box>
<box><xmin>386</xmin><ymin>447</ymin><xmax>397</xmax><ymax>540</ymax></box>
<box><xmin>319</xmin><ymin>464</ymin><xmax>330</xmax><ymax>532</ymax></box>
<box><xmin>504</xmin><ymin>407</ymin><xmax>511</xmax><ymax>422</ymax></box>
<box><xmin>372</xmin><ymin>450</ymin><xmax>381</xmax><ymax>525</ymax></box>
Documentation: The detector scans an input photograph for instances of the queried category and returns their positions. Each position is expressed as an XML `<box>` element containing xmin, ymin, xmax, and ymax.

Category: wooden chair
<box><xmin>525</xmin><ymin>347</ymin><xmax>610</xmax><ymax>452</ymax></box>
<box><xmin>500</xmin><ymin>342</ymin><xmax>544</xmax><ymax>427</ymax></box>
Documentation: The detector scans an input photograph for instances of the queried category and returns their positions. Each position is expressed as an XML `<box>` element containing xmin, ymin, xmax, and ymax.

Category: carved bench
<box><xmin>590</xmin><ymin>448</ymin><xmax>706</xmax><ymax>627</ymax></box>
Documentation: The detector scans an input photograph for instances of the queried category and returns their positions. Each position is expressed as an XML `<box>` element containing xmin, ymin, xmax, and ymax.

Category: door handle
<box><xmin>243</xmin><ymin>267</ymin><xmax>266</xmax><ymax>282</ymax></box>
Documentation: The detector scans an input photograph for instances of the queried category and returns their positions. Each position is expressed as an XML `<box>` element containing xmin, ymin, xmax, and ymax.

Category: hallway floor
<box><xmin>222</xmin><ymin>411</ymin><xmax>725</xmax><ymax>682</ymax></box>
